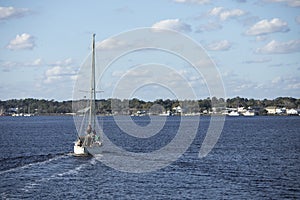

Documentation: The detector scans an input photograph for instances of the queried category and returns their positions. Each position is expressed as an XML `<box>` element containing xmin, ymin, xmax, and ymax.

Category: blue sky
<box><xmin>0</xmin><ymin>0</ymin><xmax>299</xmax><ymax>101</ymax></box>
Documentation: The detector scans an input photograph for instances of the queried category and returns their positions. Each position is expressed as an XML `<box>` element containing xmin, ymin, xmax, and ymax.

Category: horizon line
<box><xmin>1</xmin><ymin>96</ymin><xmax>299</xmax><ymax>102</ymax></box>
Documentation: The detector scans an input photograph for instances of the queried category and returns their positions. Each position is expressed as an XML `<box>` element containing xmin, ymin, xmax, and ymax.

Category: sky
<box><xmin>0</xmin><ymin>0</ymin><xmax>299</xmax><ymax>101</ymax></box>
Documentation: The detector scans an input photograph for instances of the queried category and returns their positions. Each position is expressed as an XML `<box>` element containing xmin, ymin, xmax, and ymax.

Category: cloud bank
<box><xmin>246</xmin><ymin>18</ymin><xmax>289</xmax><ymax>35</ymax></box>
<box><xmin>173</xmin><ymin>0</ymin><xmax>210</xmax><ymax>4</ymax></box>
<box><xmin>256</xmin><ymin>39</ymin><xmax>300</xmax><ymax>54</ymax></box>
<box><xmin>206</xmin><ymin>40</ymin><xmax>232</xmax><ymax>51</ymax></box>
<box><xmin>208</xmin><ymin>7</ymin><xmax>246</xmax><ymax>21</ymax></box>
<box><xmin>7</xmin><ymin>33</ymin><xmax>36</xmax><ymax>50</ymax></box>
<box><xmin>0</xmin><ymin>6</ymin><xmax>30</xmax><ymax>21</ymax></box>
<box><xmin>152</xmin><ymin>19</ymin><xmax>191</xmax><ymax>32</ymax></box>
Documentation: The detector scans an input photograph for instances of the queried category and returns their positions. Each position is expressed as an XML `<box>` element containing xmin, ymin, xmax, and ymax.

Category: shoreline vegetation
<box><xmin>0</xmin><ymin>97</ymin><xmax>299</xmax><ymax>116</ymax></box>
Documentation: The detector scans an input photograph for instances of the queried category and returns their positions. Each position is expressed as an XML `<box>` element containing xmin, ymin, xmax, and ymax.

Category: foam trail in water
<box><xmin>22</xmin><ymin>157</ymin><xmax>97</xmax><ymax>192</ymax></box>
<box><xmin>0</xmin><ymin>153</ymin><xmax>69</xmax><ymax>175</ymax></box>
<box><xmin>58</xmin><ymin>157</ymin><xmax>97</xmax><ymax>177</ymax></box>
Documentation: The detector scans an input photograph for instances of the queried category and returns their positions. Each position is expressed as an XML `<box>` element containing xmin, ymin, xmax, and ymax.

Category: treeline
<box><xmin>0</xmin><ymin>97</ymin><xmax>299</xmax><ymax>115</ymax></box>
<box><xmin>0</xmin><ymin>98</ymin><xmax>72</xmax><ymax>115</ymax></box>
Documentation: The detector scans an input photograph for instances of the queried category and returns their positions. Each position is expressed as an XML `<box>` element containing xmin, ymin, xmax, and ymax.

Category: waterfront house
<box><xmin>286</xmin><ymin>108</ymin><xmax>298</xmax><ymax>115</ymax></box>
<box><xmin>265</xmin><ymin>106</ymin><xmax>276</xmax><ymax>114</ymax></box>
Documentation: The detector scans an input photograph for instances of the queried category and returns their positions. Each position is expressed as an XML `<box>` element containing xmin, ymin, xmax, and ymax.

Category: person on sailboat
<box><xmin>86</xmin><ymin>124</ymin><xmax>92</xmax><ymax>134</ymax></box>
<box><xmin>92</xmin><ymin>130</ymin><xmax>102</xmax><ymax>146</ymax></box>
<box><xmin>75</xmin><ymin>137</ymin><xmax>83</xmax><ymax>147</ymax></box>
<box><xmin>83</xmin><ymin>124</ymin><xmax>93</xmax><ymax>147</ymax></box>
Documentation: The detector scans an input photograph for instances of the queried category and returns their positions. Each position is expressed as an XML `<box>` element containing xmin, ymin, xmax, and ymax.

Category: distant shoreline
<box><xmin>1</xmin><ymin>97</ymin><xmax>299</xmax><ymax>116</ymax></box>
<box><xmin>1</xmin><ymin>113</ymin><xmax>299</xmax><ymax>117</ymax></box>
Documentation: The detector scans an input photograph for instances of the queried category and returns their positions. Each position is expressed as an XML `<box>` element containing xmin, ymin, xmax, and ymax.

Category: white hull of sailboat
<box><xmin>74</xmin><ymin>145</ymin><xmax>89</xmax><ymax>156</ymax></box>
<box><xmin>73</xmin><ymin>139</ymin><xmax>102</xmax><ymax>156</ymax></box>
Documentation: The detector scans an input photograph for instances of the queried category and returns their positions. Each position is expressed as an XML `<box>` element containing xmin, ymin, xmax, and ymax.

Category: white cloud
<box><xmin>31</xmin><ymin>58</ymin><xmax>42</xmax><ymax>66</ymax></box>
<box><xmin>21</xmin><ymin>58</ymin><xmax>43</xmax><ymax>67</ymax></box>
<box><xmin>173</xmin><ymin>0</ymin><xmax>210</xmax><ymax>4</ymax></box>
<box><xmin>0</xmin><ymin>58</ymin><xmax>43</xmax><ymax>72</ymax></box>
<box><xmin>264</xmin><ymin>0</ymin><xmax>300</xmax><ymax>7</ymax></box>
<box><xmin>0</xmin><ymin>6</ymin><xmax>30</xmax><ymax>21</ymax></box>
<box><xmin>96</xmin><ymin>38</ymin><xmax>128</xmax><ymax>50</ymax></box>
<box><xmin>44</xmin><ymin>66</ymin><xmax>78</xmax><ymax>84</ymax></box>
<box><xmin>256</xmin><ymin>39</ymin><xmax>300</xmax><ymax>54</ymax></box>
<box><xmin>208</xmin><ymin>7</ymin><xmax>224</xmax><ymax>16</ymax></box>
<box><xmin>206</xmin><ymin>40</ymin><xmax>232</xmax><ymax>51</ymax></box>
<box><xmin>208</xmin><ymin>7</ymin><xmax>246</xmax><ymax>21</ymax></box>
<box><xmin>222</xmin><ymin>70</ymin><xmax>300</xmax><ymax>98</ymax></box>
<box><xmin>219</xmin><ymin>9</ymin><xmax>246</xmax><ymax>21</ymax></box>
<box><xmin>221</xmin><ymin>70</ymin><xmax>257</xmax><ymax>96</ymax></box>
<box><xmin>108</xmin><ymin>64</ymin><xmax>203</xmax><ymax>100</ymax></box>
<box><xmin>287</xmin><ymin>82</ymin><xmax>300</xmax><ymax>89</ymax></box>
<box><xmin>270</xmin><ymin>76</ymin><xmax>300</xmax><ymax>90</ymax></box>
<box><xmin>44</xmin><ymin>58</ymin><xmax>78</xmax><ymax>84</ymax></box>
<box><xmin>52</xmin><ymin>58</ymin><xmax>73</xmax><ymax>66</ymax></box>
<box><xmin>151</xmin><ymin>19</ymin><xmax>191</xmax><ymax>32</ymax></box>
<box><xmin>7</xmin><ymin>33</ymin><xmax>36</xmax><ymax>50</ymax></box>
<box><xmin>255</xmin><ymin>35</ymin><xmax>268</xmax><ymax>42</ymax></box>
<box><xmin>271</xmin><ymin>76</ymin><xmax>282</xmax><ymax>84</ymax></box>
<box><xmin>0</xmin><ymin>61</ymin><xmax>17</xmax><ymax>72</ymax></box>
<box><xmin>246</xmin><ymin>18</ymin><xmax>289</xmax><ymax>36</ymax></box>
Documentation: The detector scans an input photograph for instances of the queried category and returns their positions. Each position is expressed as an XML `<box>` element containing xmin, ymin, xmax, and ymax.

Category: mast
<box><xmin>89</xmin><ymin>33</ymin><xmax>96</xmax><ymax>130</ymax></box>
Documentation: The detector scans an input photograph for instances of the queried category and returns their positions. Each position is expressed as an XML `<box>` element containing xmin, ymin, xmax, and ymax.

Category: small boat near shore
<box><xmin>242</xmin><ymin>110</ymin><xmax>255</xmax><ymax>117</ymax></box>
<box><xmin>228</xmin><ymin>111</ymin><xmax>239</xmax><ymax>116</ymax></box>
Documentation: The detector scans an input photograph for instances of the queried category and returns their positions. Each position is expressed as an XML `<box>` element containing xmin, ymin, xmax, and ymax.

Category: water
<box><xmin>0</xmin><ymin>116</ymin><xmax>299</xmax><ymax>199</ymax></box>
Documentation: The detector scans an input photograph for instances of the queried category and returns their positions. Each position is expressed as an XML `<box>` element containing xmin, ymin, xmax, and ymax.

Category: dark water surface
<box><xmin>0</xmin><ymin>116</ymin><xmax>299</xmax><ymax>199</ymax></box>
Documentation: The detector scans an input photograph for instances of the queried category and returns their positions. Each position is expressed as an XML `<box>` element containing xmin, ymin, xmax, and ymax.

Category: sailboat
<box><xmin>74</xmin><ymin>34</ymin><xmax>102</xmax><ymax>156</ymax></box>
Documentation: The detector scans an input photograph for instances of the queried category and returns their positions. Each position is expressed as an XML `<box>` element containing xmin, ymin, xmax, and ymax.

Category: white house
<box><xmin>172</xmin><ymin>106</ymin><xmax>182</xmax><ymax>114</ymax></box>
<box><xmin>237</xmin><ymin>107</ymin><xmax>245</xmax><ymax>113</ymax></box>
<box><xmin>286</xmin><ymin>108</ymin><xmax>298</xmax><ymax>115</ymax></box>
<box><xmin>275</xmin><ymin>108</ymin><xmax>283</xmax><ymax>114</ymax></box>
<box><xmin>265</xmin><ymin>106</ymin><xmax>276</xmax><ymax>114</ymax></box>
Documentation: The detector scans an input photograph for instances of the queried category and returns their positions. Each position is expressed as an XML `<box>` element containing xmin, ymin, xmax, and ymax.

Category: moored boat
<box><xmin>228</xmin><ymin>111</ymin><xmax>239</xmax><ymax>116</ymax></box>
<box><xmin>242</xmin><ymin>110</ymin><xmax>255</xmax><ymax>117</ymax></box>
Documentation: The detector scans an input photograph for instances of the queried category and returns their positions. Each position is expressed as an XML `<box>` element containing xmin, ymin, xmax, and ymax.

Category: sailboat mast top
<box><xmin>89</xmin><ymin>34</ymin><xmax>96</xmax><ymax>129</ymax></box>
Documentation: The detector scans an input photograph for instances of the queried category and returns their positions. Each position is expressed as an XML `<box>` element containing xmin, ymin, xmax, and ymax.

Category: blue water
<box><xmin>0</xmin><ymin>116</ymin><xmax>299</xmax><ymax>199</ymax></box>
